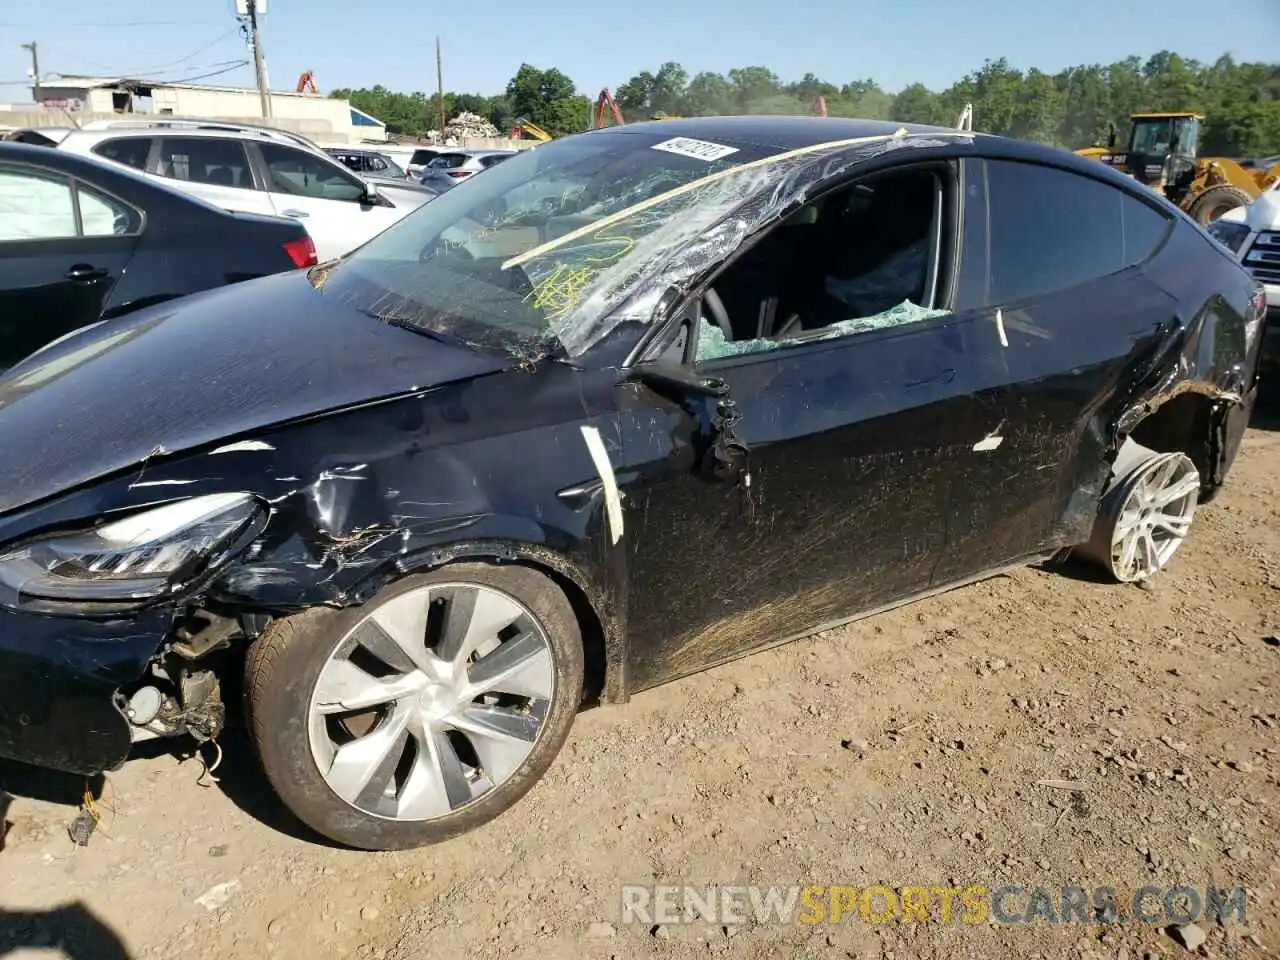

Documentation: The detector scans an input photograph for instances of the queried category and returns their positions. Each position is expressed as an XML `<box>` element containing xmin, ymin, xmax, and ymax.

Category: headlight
<box><xmin>1206</xmin><ymin>220</ymin><xmax>1251</xmax><ymax>255</ymax></box>
<box><xmin>0</xmin><ymin>492</ymin><xmax>263</xmax><ymax>610</ymax></box>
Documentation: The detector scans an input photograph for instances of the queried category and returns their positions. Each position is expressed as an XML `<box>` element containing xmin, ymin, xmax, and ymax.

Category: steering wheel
<box><xmin>703</xmin><ymin>287</ymin><xmax>734</xmax><ymax>341</ymax></box>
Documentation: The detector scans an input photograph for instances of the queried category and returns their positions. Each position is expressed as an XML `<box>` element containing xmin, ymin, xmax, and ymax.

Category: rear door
<box><xmin>253</xmin><ymin>142</ymin><xmax>403</xmax><ymax>260</ymax></box>
<box><xmin>88</xmin><ymin>135</ymin><xmax>153</xmax><ymax>173</ymax></box>
<box><xmin>151</xmin><ymin>136</ymin><xmax>275</xmax><ymax>217</ymax></box>
<box><xmin>0</xmin><ymin>162</ymin><xmax>142</xmax><ymax>370</ymax></box>
<box><xmin>931</xmin><ymin>157</ymin><xmax>1178</xmax><ymax>581</ymax></box>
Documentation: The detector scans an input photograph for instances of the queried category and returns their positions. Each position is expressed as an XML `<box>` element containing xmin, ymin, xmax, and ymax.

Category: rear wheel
<box><xmin>1076</xmin><ymin>440</ymin><xmax>1202</xmax><ymax>583</ymax></box>
<box><xmin>244</xmin><ymin>563</ymin><xmax>584</xmax><ymax>850</ymax></box>
<box><xmin>1188</xmin><ymin>184</ymin><xmax>1254</xmax><ymax>225</ymax></box>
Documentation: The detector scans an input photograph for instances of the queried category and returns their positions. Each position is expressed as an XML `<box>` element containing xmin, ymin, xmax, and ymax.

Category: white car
<box><xmin>1208</xmin><ymin>182</ymin><xmax>1280</xmax><ymax>366</ymax></box>
<box><xmin>20</xmin><ymin>126</ymin><xmax>434</xmax><ymax>262</ymax></box>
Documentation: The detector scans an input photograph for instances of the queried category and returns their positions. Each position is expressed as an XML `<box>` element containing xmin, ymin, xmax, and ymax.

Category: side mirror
<box><xmin>1107</xmin><ymin>123</ymin><xmax>1117</xmax><ymax>151</ymax></box>
<box><xmin>628</xmin><ymin>359</ymin><xmax>728</xmax><ymax>399</ymax></box>
<box><xmin>362</xmin><ymin>181</ymin><xmax>380</xmax><ymax>203</ymax></box>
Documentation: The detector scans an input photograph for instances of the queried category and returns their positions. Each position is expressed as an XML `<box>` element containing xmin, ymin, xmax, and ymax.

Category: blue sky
<box><xmin>2</xmin><ymin>0</ymin><xmax>1277</xmax><ymax>102</ymax></box>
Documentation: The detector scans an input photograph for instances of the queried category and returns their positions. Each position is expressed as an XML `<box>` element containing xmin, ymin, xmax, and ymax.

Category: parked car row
<box><xmin>374</xmin><ymin>141</ymin><xmax>520</xmax><ymax>190</ymax></box>
<box><xmin>0</xmin><ymin>121</ymin><xmax>530</xmax><ymax>376</ymax></box>
<box><xmin>5</xmin><ymin>121</ymin><xmax>438</xmax><ymax>261</ymax></box>
<box><xmin>0</xmin><ymin>116</ymin><xmax>1264</xmax><ymax>855</ymax></box>
<box><xmin>324</xmin><ymin>147</ymin><xmax>414</xmax><ymax>184</ymax></box>
<box><xmin>417</xmin><ymin>148</ymin><xmax>516</xmax><ymax>191</ymax></box>
<box><xmin>0</xmin><ymin>141</ymin><xmax>316</xmax><ymax>371</ymax></box>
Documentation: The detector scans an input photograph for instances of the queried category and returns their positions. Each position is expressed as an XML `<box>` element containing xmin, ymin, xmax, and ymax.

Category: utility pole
<box><xmin>246</xmin><ymin>1</ymin><xmax>271</xmax><ymax>119</ymax></box>
<box><xmin>435</xmin><ymin>36</ymin><xmax>445</xmax><ymax>140</ymax></box>
<box><xmin>21</xmin><ymin>41</ymin><xmax>40</xmax><ymax>101</ymax></box>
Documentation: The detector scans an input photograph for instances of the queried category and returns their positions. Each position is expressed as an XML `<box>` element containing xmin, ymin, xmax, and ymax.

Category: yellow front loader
<box><xmin>1075</xmin><ymin>112</ymin><xmax>1280</xmax><ymax>223</ymax></box>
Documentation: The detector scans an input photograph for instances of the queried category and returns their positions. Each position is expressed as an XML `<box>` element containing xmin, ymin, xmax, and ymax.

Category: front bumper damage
<box><xmin>0</xmin><ymin>607</ymin><xmax>174</xmax><ymax>775</ymax></box>
<box><xmin>0</xmin><ymin>604</ymin><xmax>240</xmax><ymax>776</ymax></box>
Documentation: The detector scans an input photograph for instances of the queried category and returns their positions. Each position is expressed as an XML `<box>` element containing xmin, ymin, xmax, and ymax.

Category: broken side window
<box><xmin>695</xmin><ymin>165</ymin><xmax>952</xmax><ymax>362</ymax></box>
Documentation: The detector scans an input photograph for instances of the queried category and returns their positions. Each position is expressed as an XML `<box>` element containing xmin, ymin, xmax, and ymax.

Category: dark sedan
<box><xmin>0</xmin><ymin>117</ymin><xmax>1262</xmax><ymax>851</ymax></box>
<box><xmin>0</xmin><ymin>141</ymin><xmax>316</xmax><ymax>371</ymax></box>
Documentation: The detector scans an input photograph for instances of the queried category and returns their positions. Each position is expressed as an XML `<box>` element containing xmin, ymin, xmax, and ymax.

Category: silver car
<box><xmin>418</xmin><ymin>149</ymin><xmax>516</xmax><ymax>191</ymax></box>
<box><xmin>325</xmin><ymin>147</ymin><xmax>412</xmax><ymax>184</ymax></box>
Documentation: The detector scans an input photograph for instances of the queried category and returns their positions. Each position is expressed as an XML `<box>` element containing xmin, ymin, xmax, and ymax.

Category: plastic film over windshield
<box><xmin>522</xmin><ymin>133</ymin><xmax>970</xmax><ymax>357</ymax></box>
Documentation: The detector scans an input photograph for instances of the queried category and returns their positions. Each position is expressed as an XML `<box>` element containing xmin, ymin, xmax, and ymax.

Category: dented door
<box><xmin>618</xmin><ymin>315</ymin><xmax>984</xmax><ymax>692</ymax></box>
<box><xmin>934</xmin><ymin>157</ymin><xmax>1182</xmax><ymax>580</ymax></box>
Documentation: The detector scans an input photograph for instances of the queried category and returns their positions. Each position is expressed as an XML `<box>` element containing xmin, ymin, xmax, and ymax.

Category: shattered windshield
<box><xmin>317</xmin><ymin>130</ymin><xmax>786</xmax><ymax>358</ymax></box>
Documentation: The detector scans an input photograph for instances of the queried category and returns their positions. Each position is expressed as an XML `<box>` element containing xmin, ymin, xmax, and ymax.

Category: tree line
<box><xmin>331</xmin><ymin>52</ymin><xmax>1280</xmax><ymax>157</ymax></box>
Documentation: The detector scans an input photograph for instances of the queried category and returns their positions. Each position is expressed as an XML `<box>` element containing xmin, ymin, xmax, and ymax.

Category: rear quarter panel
<box><xmin>103</xmin><ymin>211</ymin><xmax>299</xmax><ymax>317</ymax></box>
<box><xmin>1138</xmin><ymin>219</ymin><xmax>1262</xmax><ymax>486</ymax></box>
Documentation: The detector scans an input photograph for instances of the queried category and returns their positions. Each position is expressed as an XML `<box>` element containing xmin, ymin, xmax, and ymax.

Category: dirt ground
<box><xmin>2</xmin><ymin>393</ymin><xmax>1278</xmax><ymax>960</ymax></box>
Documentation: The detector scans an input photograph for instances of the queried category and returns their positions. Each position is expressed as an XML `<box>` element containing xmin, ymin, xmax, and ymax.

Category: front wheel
<box><xmin>244</xmin><ymin>563</ymin><xmax>584</xmax><ymax>850</ymax></box>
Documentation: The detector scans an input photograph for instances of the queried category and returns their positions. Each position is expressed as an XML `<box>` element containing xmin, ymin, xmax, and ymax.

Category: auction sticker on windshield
<box><xmin>651</xmin><ymin>137</ymin><xmax>740</xmax><ymax>162</ymax></box>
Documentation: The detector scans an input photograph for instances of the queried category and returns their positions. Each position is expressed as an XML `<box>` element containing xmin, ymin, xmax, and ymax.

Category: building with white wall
<box><xmin>23</xmin><ymin>76</ymin><xmax>385</xmax><ymax>144</ymax></box>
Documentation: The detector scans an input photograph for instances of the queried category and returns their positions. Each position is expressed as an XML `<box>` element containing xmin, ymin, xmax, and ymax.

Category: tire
<box><xmin>1073</xmin><ymin>440</ymin><xmax>1202</xmax><ymax>583</ymax></box>
<box><xmin>1188</xmin><ymin>184</ymin><xmax>1254</xmax><ymax>225</ymax></box>
<box><xmin>244</xmin><ymin>563</ymin><xmax>584</xmax><ymax>850</ymax></box>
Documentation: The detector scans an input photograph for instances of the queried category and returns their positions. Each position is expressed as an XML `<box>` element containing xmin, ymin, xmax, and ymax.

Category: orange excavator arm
<box><xmin>593</xmin><ymin>88</ymin><xmax>625</xmax><ymax>129</ymax></box>
<box><xmin>296</xmin><ymin>70</ymin><xmax>319</xmax><ymax>95</ymax></box>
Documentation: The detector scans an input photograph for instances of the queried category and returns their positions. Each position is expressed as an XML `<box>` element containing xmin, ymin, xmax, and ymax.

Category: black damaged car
<box><xmin>0</xmin><ymin>116</ymin><xmax>1263</xmax><ymax>850</ymax></box>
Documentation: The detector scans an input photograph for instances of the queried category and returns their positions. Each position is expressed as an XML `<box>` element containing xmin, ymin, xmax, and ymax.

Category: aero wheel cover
<box><xmin>307</xmin><ymin>582</ymin><xmax>556</xmax><ymax>822</ymax></box>
<box><xmin>1109</xmin><ymin>453</ymin><xmax>1200</xmax><ymax>582</ymax></box>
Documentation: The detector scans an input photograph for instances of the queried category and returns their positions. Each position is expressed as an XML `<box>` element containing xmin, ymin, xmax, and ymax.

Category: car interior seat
<box><xmin>204</xmin><ymin>166</ymin><xmax>236</xmax><ymax>187</ymax></box>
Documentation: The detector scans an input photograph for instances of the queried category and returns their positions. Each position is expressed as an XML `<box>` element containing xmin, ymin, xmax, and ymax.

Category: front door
<box><xmin>0</xmin><ymin>163</ymin><xmax>140</xmax><ymax>371</ymax></box>
<box><xmin>254</xmin><ymin>142</ymin><xmax>399</xmax><ymax>260</ymax></box>
<box><xmin>619</xmin><ymin>306</ymin><xmax>997</xmax><ymax>690</ymax></box>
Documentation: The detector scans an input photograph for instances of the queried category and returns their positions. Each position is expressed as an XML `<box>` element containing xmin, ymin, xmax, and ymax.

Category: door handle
<box><xmin>281</xmin><ymin>209</ymin><xmax>309</xmax><ymax>218</ymax></box>
<box><xmin>65</xmin><ymin>264</ymin><xmax>109</xmax><ymax>282</ymax></box>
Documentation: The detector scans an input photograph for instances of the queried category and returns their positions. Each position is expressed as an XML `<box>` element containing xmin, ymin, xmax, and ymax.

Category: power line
<box><xmin>150</xmin><ymin>61</ymin><xmax>252</xmax><ymax>84</ymax></box>
<box><xmin>73</xmin><ymin>27</ymin><xmax>242</xmax><ymax>78</ymax></box>
<box><xmin>0</xmin><ymin>61</ymin><xmax>250</xmax><ymax>90</ymax></box>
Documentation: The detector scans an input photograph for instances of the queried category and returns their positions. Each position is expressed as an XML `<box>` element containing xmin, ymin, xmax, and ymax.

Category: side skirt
<box><xmin>623</xmin><ymin>552</ymin><xmax>1058</xmax><ymax>696</ymax></box>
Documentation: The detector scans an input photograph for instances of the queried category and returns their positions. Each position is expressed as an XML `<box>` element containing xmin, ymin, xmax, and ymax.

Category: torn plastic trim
<box><xmin>1114</xmin><ymin>323</ymin><xmax>1246</xmax><ymax>440</ymax></box>
<box><xmin>523</xmin><ymin>132</ymin><xmax>974</xmax><ymax>358</ymax></box>
<box><xmin>1108</xmin><ymin>297</ymin><xmax>1256</xmax><ymax>503</ymax></box>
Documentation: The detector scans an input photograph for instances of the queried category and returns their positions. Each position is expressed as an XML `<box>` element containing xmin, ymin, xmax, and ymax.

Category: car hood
<box><xmin>1239</xmin><ymin>187</ymin><xmax>1280</xmax><ymax>231</ymax></box>
<box><xmin>0</xmin><ymin>270</ymin><xmax>510</xmax><ymax>517</ymax></box>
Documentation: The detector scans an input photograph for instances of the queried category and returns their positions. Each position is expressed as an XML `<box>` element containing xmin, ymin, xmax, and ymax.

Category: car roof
<box><xmin>65</xmin><ymin>126</ymin><xmax>310</xmax><ymax>147</ymax></box>
<box><xmin>600</xmin><ymin>115</ymin><xmax>954</xmax><ymax>150</ymax></box>
<box><xmin>588</xmin><ymin>115</ymin><xmax>1168</xmax><ymax>200</ymax></box>
<box><xmin>68</xmin><ymin>128</ymin><xmax>264</xmax><ymax>144</ymax></box>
